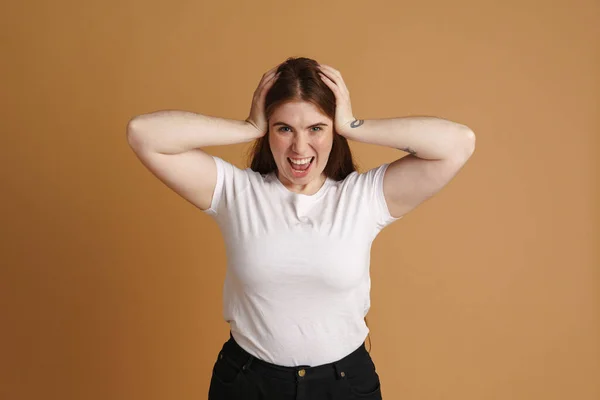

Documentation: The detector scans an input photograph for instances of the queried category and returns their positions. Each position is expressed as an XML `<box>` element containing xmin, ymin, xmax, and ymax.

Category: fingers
<box><xmin>254</xmin><ymin>69</ymin><xmax>280</xmax><ymax>98</ymax></box>
<box><xmin>259</xmin><ymin>72</ymin><xmax>279</xmax><ymax>99</ymax></box>
<box><xmin>263</xmin><ymin>64</ymin><xmax>282</xmax><ymax>81</ymax></box>
<box><xmin>263</xmin><ymin>70</ymin><xmax>280</xmax><ymax>91</ymax></box>
<box><xmin>267</xmin><ymin>63</ymin><xmax>281</xmax><ymax>75</ymax></box>
<box><xmin>254</xmin><ymin>70</ymin><xmax>280</xmax><ymax>107</ymax></box>
<box><xmin>318</xmin><ymin>64</ymin><xmax>341</xmax><ymax>78</ymax></box>
<box><xmin>317</xmin><ymin>64</ymin><xmax>337</xmax><ymax>82</ymax></box>
<box><xmin>319</xmin><ymin>73</ymin><xmax>341</xmax><ymax>96</ymax></box>
<box><xmin>263</xmin><ymin>67</ymin><xmax>280</xmax><ymax>86</ymax></box>
<box><xmin>318</xmin><ymin>64</ymin><xmax>348</xmax><ymax>95</ymax></box>
<box><xmin>262</xmin><ymin>65</ymin><xmax>277</xmax><ymax>78</ymax></box>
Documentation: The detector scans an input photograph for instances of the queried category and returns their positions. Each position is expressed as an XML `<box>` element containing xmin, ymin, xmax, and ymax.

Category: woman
<box><xmin>127</xmin><ymin>57</ymin><xmax>476</xmax><ymax>399</ymax></box>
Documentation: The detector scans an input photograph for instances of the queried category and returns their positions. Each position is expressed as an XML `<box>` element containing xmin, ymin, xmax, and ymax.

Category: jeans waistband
<box><xmin>219</xmin><ymin>331</ymin><xmax>370</xmax><ymax>382</ymax></box>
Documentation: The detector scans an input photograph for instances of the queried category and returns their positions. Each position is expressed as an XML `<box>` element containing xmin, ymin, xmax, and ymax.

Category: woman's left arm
<box><xmin>336</xmin><ymin>115</ymin><xmax>475</xmax><ymax>160</ymax></box>
<box><xmin>318</xmin><ymin>64</ymin><xmax>476</xmax><ymax>218</ymax></box>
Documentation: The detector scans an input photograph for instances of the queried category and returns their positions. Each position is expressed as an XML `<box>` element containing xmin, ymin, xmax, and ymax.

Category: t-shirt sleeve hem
<box><xmin>374</xmin><ymin>163</ymin><xmax>402</xmax><ymax>227</ymax></box>
<box><xmin>202</xmin><ymin>155</ymin><xmax>225</xmax><ymax>216</ymax></box>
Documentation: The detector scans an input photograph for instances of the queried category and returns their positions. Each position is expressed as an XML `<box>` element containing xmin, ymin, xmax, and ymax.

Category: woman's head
<box><xmin>248</xmin><ymin>57</ymin><xmax>358</xmax><ymax>183</ymax></box>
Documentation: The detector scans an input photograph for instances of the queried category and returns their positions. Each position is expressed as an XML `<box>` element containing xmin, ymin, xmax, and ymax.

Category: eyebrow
<box><xmin>272</xmin><ymin>121</ymin><xmax>329</xmax><ymax>128</ymax></box>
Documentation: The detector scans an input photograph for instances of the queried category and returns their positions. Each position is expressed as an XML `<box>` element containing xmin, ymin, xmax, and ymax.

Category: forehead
<box><xmin>271</xmin><ymin>101</ymin><xmax>330</xmax><ymax>123</ymax></box>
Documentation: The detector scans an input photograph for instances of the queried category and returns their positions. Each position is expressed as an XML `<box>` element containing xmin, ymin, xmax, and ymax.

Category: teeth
<box><xmin>289</xmin><ymin>157</ymin><xmax>312</xmax><ymax>165</ymax></box>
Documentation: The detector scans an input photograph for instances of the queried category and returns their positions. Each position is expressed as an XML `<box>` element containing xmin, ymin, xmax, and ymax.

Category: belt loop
<box><xmin>242</xmin><ymin>354</ymin><xmax>254</xmax><ymax>371</ymax></box>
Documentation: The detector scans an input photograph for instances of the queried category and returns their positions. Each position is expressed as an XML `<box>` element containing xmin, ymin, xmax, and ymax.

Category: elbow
<box><xmin>464</xmin><ymin>128</ymin><xmax>476</xmax><ymax>157</ymax></box>
<box><xmin>126</xmin><ymin>113</ymin><xmax>150</xmax><ymax>138</ymax></box>
<box><xmin>463</xmin><ymin>125</ymin><xmax>476</xmax><ymax>141</ymax></box>
<box><xmin>126</xmin><ymin>115</ymin><xmax>143</xmax><ymax>136</ymax></box>
<box><xmin>126</xmin><ymin>117</ymin><xmax>146</xmax><ymax>149</ymax></box>
<box><xmin>455</xmin><ymin>125</ymin><xmax>476</xmax><ymax>159</ymax></box>
<box><xmin>463</xmin><ymin>126</ymin><xmax>476</xmax><ymax>146</ymax></box>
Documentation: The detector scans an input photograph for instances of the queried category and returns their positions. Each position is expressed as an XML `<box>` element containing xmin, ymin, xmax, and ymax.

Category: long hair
<box><xmin>246</xmin><ymin>57</ymin><xmax>359</xmax><ymax>181</ymax></box>
<box><xmin>246</xmin><ymin>57</ymin><xmax>372</xmax><ymax>353</ymax></box>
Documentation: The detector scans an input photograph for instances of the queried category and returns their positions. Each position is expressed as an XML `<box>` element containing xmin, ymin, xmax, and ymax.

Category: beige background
<box><xmin>2</xmin><ymin>0</ymin><xmax>598</xmax><ymax>399</ymax></box>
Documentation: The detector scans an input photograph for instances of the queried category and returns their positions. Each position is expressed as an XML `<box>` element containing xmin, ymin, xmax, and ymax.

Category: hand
<box><xmin>318</xmin><ymin>64</ymin><xmax>362</xmax><ymax>138</ymax></box>
<box><xmin>245</xmin><ymin>65</ymin><xmax>281</xmax><ymax>136</ymax></box>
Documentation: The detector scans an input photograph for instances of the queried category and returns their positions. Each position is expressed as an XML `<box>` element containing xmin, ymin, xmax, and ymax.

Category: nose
<box><xmin>292</xmin><ymin>132</ymin><xmax>309</xmax><ymax>154</ymax></box>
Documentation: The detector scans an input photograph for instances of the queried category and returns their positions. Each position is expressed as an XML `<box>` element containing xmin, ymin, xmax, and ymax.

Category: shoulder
<box><xmin>334</xmin><ymin>164</ymin><xmax>390</xmax><ymax>189</ymax></box>
<box><xmin>213</xmin><ymin>156</ymin><xmax>267</xmax><ymax>182</ymax></box>
<box><xmin>211</xmin><ymin>156</ymin><xmax>273</xmax><ymax>203</ymax></box>
<box><xmin>205</xmin><ymin>157</ymin><xmax>277</xmax><ymax>216</ymax></box>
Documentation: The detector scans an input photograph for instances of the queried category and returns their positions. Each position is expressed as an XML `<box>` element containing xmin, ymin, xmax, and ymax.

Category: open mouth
<box><xmin>287</xmin><ymin>157</ymin><xmax>314</xmax><ymax>175</ymax></box>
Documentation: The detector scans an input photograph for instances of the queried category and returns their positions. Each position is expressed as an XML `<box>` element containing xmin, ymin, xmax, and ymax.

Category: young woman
<box><xmin>127</xmin><ymin>57</ymin><xmax>476</xmax><ymax>400</ymax></box>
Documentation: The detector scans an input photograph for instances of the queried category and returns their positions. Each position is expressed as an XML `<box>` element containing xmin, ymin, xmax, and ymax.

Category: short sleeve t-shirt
<box><xmin>203</xmin><ymin>156</ymin><xmax>400</xmax><ymax>366</ymax></box>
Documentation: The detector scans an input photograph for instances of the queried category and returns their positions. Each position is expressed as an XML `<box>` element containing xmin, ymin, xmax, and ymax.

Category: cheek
<box><xmin>269</xmin><ymin>135</ymin><xmax>288</xmax><ymax>155</ymax></box>
<box><xmin>315</xmin><ymin>135</ymin><xmax>333</xmax><ymax>153</ymax></box>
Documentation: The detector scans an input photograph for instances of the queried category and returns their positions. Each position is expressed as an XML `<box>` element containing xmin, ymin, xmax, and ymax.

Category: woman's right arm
<box><xmin>126</xmin><ymin>66</ymin><xmax>280</xmax><ymax>211</ymax></box>
<box><xmin>126</xmin><ymin>111</ymin><xmax>261</xmax><ymax>154</ymax></box>
<box><xmin>125</xmin><ymin>112</ymin><xmax>262</xmax><ymax>211</ymax></box>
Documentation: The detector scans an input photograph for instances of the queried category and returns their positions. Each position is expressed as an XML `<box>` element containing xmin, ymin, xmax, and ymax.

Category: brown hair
<box><xmin>245</xmin><ymin>57</ymin><xmax>372</xmax><ymax>353</ymax></box>
<box><xmin>246</xmin><ymin>56</ymin><xmax>359</xmax><ymax>181</ymax></box>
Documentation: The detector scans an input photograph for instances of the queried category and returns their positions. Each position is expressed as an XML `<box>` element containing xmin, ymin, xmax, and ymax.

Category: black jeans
<box><xmin>208</xmin><ymin>332</ymin><xmax>383</xmax><ymax>400</ymax></box>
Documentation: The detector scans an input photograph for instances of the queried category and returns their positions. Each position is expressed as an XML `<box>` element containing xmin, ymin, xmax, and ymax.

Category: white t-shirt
<box><xmin>203</xmin><ymin>156</ymin><xmax>401</xmax><ymax>366</ymax></box>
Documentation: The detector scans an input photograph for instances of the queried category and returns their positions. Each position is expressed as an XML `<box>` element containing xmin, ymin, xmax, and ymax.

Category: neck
<box><xmin>276</xmin><ymin>172</ymin><xmax>327</xmax><ymax>195</ymax></box>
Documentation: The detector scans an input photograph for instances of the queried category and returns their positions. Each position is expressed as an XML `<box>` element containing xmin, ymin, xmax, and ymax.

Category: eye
<box><xmin>277</xmin><ymin>126</ymin><xmax>322</xmax><ymax>132</ymax></box>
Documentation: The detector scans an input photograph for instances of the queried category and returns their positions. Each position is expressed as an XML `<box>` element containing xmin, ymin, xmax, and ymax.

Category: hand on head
<box><xmin>245</xmin><ymin>64</ymin><xmax>282</xmax><ymax>136</ymax></box>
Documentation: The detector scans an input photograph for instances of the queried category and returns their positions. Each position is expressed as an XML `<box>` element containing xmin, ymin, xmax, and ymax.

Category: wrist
<box><xmin>338</xmin><ymin>118</ymin><xmax>365</xmax><ymax>140</ymax></box>
<box><xmin>243</xmin><ymin>119</ymin><xmax>264</xmax><ymax>140</ymax></box>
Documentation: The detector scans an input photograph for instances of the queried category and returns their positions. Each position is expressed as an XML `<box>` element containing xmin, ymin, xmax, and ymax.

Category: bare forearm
<box><xmin>126</xmin><ymin>110</ymin><xmax>261</xmax><ymax>154</ymax></box>
<box><xmin>345</xmin><ymin>116</ymin><xmax>475</xmax><ymax>160</ymax></box>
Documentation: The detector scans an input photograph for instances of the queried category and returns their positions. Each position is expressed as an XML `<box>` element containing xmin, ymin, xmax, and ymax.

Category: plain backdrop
<box><xmin>1</xmin><ymin>0</ymin><xmax>598</xmax><ymax>399</ymax></box>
